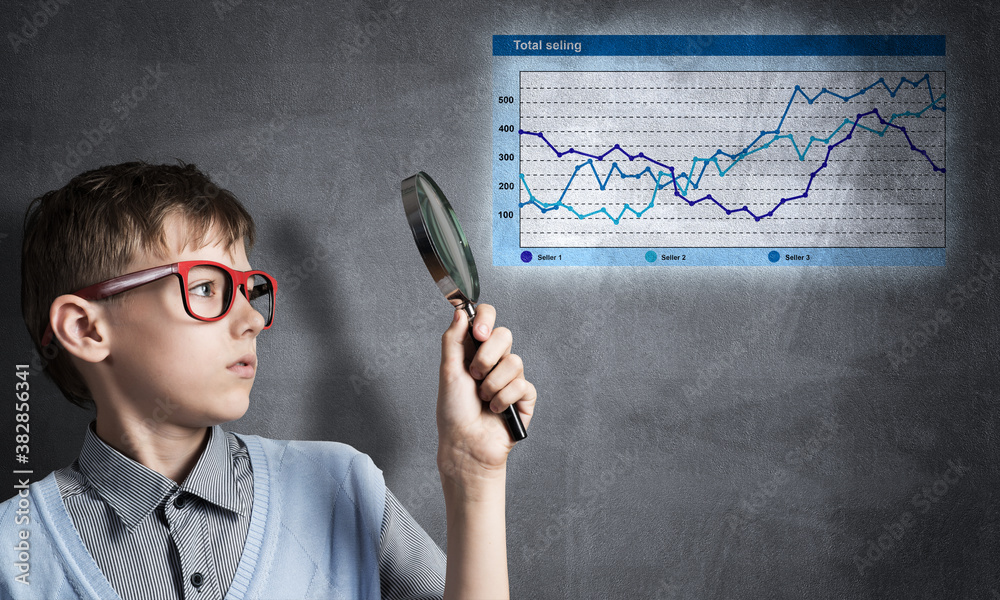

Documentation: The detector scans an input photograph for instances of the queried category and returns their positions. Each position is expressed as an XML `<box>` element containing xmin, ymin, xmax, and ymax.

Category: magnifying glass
<box><xmin>401</xmin><ymin>172</ymin><xmax>527</xmax><ymax>442</ymax></box>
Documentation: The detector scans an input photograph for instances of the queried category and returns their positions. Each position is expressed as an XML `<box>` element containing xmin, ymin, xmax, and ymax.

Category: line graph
<box><xmin>516</xmin><ymin>71</ymin><xmax>946</xmax><ymax>249</ymax></box>
<box><xmin>520</xmin><ymin>104</ymin><xmax>944</xmax><ymax>221</ymax></box>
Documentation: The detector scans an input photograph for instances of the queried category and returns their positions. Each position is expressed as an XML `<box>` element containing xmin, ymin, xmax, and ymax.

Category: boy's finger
<box><xmin>489</xmin><ymin>379</ymin><xmax>536</xmax><ymax>423</ymax></box>
<box><xmin>477</xmin><ymin>352</ymin><xmax>524</xmax><ymax>401</ymax></box>
<box><xmin>471</xmin><ymin>303</ymin><xmax>496</xmax><ymax>342</ymax></box>
<box><xmin>469</xmin><ymin>326</ymin><xmax>512</xmax><ymax>380</ymax></box>
<box><xmin>440</xmin><ymin>308</ymin><xmax>470</xmax><ymax>370</ymax></box>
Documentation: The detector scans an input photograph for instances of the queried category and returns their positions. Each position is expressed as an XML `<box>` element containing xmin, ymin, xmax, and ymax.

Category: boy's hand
<box><xmin>437</xmin><ymin>303</ymin><xmax>535</xmax><ymax>487</ymax></box>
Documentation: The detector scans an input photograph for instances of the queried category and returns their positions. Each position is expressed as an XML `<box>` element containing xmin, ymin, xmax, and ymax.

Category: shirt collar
<box><xmin>77</xmin><ymin>420</ymin><xmax>249</xmax><ymax>532</ymax></box>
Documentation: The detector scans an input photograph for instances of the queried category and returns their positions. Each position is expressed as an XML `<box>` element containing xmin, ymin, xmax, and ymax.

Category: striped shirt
<box><xmin>52</xmin><ymin>421</ymin><xmax>446</xmax><ymax>600</ymax></box>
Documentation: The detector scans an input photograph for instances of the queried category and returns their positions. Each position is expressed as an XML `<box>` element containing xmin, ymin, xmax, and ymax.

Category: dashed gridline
<box><xmin>517</xmin><ymin>71</ymin><xmax>946</xmax><ymax>248</ymax></box>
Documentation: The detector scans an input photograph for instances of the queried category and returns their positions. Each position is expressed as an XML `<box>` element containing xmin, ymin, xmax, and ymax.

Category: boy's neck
<box><xmin>94</xmin><ymin>415</ymin><xmax>211</xmax><ymax>485</ymax></box>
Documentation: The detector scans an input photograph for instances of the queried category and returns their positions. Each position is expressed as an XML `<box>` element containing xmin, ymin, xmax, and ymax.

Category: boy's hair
<box><xmin>21</xmin><ymin>161</ymin><xmax>256</xmax><ymax>410</ymax></box>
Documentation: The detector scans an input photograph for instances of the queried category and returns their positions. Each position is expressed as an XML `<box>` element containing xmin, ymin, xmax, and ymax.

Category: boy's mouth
<box><xmin>228</xmin><ymin>354</ymin><xmax>257</xmax><ymax>378</ymax></box>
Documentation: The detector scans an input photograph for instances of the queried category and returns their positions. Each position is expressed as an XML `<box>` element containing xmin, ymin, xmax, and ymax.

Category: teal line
<box><xmin>679</xmin><ymin>92</ymin><xmax>946</xmax><ymax>197</ymax></box>
<box><xmin>520</xmin><ymin>88</ymin><xmax>945</xmax><ymax>220</ymax></box>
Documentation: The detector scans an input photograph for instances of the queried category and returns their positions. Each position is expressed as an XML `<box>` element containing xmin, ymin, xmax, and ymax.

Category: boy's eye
<box><xmin>190</xmin><ymin>281</ymin><xmax>215</xmax><ymax>298</ymax></box>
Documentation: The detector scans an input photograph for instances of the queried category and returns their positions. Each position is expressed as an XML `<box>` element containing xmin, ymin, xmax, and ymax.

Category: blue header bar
<box><xmin>492</xmin><ymin>35</ymin><xmax>945</xmax><ymax>57</ymax></box>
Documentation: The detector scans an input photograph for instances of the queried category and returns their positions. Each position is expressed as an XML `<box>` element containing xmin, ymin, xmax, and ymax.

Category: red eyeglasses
<box><xmin>41</xmin><ymin>261</ymin><xmax>277</xmax><ymax>347</ymax></box>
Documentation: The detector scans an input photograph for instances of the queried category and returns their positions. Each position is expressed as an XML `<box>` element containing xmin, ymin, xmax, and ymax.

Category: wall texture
<box><xmin>1</xmin><ymin>1</ymin><xmax>997</xmax><ymax>598</ymax></box>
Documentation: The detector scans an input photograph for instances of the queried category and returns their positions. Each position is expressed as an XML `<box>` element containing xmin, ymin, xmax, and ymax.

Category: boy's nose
<box><xmin>231</xmin><ymin>285</ymin><xmax>266</xmax><ymax>334</ymax></box>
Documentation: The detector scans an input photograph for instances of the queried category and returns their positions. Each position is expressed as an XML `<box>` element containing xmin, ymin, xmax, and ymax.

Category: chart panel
<box><xmin>519</xmin><ymin>71</ymin><xmax>945</xmax><ymax>248</ymax></box>
<box><xmin>492</xmin><ymin>36</ymin><xmax>947</xmax><ymax>266</ymax></box>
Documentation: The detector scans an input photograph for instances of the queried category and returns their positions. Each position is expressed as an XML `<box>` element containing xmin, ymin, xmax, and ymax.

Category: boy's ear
<box><xmin>49</xmin><ymin>295</ymin><xmax>111</xmax><ymax>363</ymax></box>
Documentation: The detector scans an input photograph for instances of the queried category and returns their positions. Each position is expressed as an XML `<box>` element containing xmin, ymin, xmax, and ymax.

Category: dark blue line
<box><xmin>520</xmin><ymin>108</ymin><xmax>945</xmax><ymax>222</ymax></box>
<box><xmin>518</xmin><ymin>74</ymin><xmax>945</xmax><ymax>221</ymax></box>
<box><xmin>522</xmin><ymin>73</ymin><xmax>943</xmax><ymax>190</ymax></box>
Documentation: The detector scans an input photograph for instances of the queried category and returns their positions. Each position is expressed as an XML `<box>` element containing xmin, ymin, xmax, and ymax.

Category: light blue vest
<box><xmin>0</xmin><ymin>433</ymin><xmax>386</xmax><ymax>600</ymax></box>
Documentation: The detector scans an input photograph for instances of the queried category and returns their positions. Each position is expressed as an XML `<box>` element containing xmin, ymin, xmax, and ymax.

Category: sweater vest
<box><xmin>0</xmin><ymin>432</ymin><xmax>386</xmax><ymax>600</ymax></box>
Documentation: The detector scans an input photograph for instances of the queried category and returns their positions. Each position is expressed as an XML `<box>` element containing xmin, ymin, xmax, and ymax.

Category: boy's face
<box><xmin>101</xmin><ymin>213</ymin><xmax>264</xmax><ymax>428</ymax></box>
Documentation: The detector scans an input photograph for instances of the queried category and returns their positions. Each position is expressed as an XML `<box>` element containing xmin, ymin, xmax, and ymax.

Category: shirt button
<box><xmin>174</xmin><ymin>495</ymin><xmax>186</xmax><ymax>509</ymax></box>
<box><xmin>190</xmin><ymin>572</ymin><xmax>204</xmax><ymax>587</ymax></box>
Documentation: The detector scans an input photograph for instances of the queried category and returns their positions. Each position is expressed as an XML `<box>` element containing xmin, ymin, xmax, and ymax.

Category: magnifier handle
<box><xmin>461</xmin><ymin>304</ymin><xmax>528</xmax><ymax>442</ymax></box>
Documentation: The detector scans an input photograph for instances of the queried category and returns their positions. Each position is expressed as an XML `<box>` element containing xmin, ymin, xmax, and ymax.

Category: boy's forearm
<box><xmin>440</xmin><ymin>465</ymin><xmax>509</xmax><ymax>600</ymax></box>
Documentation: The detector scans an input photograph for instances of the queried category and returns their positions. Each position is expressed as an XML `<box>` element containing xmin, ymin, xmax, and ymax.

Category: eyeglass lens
<box><xmin>186</xmin><ymin>265</ymin><xmax>273</xmax><ymax>325</ymax></box>
<box><xmin>247</xmin><ymin>273</ymin><xmax>274</xmax><ymax>325</ymax></box>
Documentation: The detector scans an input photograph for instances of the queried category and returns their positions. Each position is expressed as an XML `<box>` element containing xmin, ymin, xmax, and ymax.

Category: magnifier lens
<box><xmin>414</xmin><ymin>174</ymin><xmax>479</xmax><ymax>303</ymax></box>
<box><xmin>402</xmin><ymin>172</ymin><xmax>526</xmax><ymax>442</ymax></box>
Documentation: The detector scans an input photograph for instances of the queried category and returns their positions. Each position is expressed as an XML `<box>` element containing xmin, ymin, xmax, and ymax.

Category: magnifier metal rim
<box><xmin>401</xmin><ymin>172</ymin><xmax>480</xmax><ymax>306</ymax></box>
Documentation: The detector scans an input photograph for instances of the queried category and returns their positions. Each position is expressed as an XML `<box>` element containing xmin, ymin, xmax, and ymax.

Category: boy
<box><xmin>0</xmin><ymin>162</ymin><xmax>536</xmax><ymax>599</ymax></box>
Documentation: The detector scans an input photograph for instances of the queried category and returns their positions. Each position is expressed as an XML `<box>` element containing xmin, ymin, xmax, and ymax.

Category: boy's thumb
<box><xmin>440</xmin><ymin>308</ymin><xmax>469</xmax><ymax>367</ymax></box>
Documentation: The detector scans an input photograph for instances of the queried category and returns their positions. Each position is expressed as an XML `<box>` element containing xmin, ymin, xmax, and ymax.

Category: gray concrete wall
<box><xmin>1</xmin><ymin>1</ymin><xmax>996</xmax><ymax>598</ymax></box>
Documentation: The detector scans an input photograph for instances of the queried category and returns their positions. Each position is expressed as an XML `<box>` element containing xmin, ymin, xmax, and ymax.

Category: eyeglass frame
<box><xmin>40</xmin><ymin>260</ymin><xmax>277</xmax><ymax>347</ymax></box>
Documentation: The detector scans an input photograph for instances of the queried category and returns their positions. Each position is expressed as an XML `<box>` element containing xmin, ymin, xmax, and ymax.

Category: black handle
<box><xmin>467</xmin><ymin>323</ymin><xmax>527</xmax><ymax>442</ymax></box>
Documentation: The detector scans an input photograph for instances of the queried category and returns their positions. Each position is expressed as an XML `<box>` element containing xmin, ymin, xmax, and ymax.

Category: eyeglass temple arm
<box><xmin>74</xmin><ymin>264</ymin><xmax>179</xmax><ymax>300</ymax></box>
<box><xmin>40</xmin><ymin>264</ymin><xmax>180</xmax><ymax>347</ymax></box>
